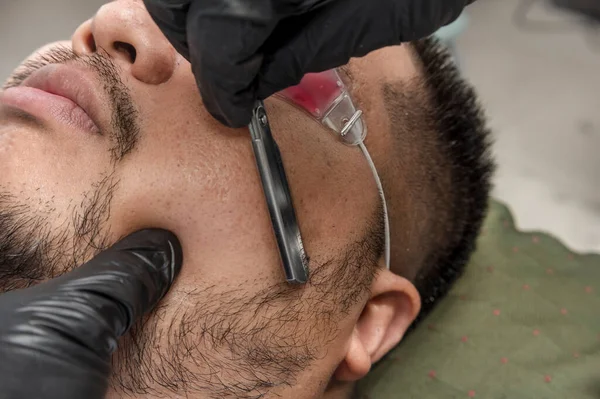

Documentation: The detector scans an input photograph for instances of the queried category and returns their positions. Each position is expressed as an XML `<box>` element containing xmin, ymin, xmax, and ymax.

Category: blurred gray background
<box><xmin>1</xmin><ymin>0</ymin><xmax>599</xmax><ymax>252</ymax></box>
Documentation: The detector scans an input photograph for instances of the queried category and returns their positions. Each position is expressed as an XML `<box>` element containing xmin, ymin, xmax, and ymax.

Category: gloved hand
<box><xmin>0</xmin><ymin>229</ymin><xmax>183</xmax><ymax>399</ymax></box>
<box><xmin>143</xmin><ymin>0</ymin><xmax>474</xmax><ymax>128</ymax></box>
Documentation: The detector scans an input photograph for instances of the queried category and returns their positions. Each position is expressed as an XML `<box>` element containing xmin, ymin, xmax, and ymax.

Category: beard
<box><xmin>0</xmin><ymin>187</ymin><xmax>382</xmax><ymax>399</ymax></box>
<box><xmin>0</xmin><ymin>173</ymin><xmax>116</xmax><ymax>292</ymax></box>
<box><xmin>109</xmin><ymin>207</ymin><xmax>384</xmax><ymax>398</ymax></box>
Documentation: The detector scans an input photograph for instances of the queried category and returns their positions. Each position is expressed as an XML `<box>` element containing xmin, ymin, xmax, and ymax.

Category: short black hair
<box><xmin>413</xmin><ymin>38</ymin><xmax>494</xmax><ymax>321</ymax></box>
<box><xmin>383</xmin><ymin>37</ymin><xmax>495</xmax><ymax>324</ymax></box>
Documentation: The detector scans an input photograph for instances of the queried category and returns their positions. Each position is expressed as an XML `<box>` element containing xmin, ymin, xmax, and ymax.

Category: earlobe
<box><xmin>333</xmin><ymin>329</ymin><xmax>371</xmax><ymax>382</ymax></box>
<box><xmin>334</xmin><ymin>269</ymin><xmax>421</xmax><ymax>382</ymax></box>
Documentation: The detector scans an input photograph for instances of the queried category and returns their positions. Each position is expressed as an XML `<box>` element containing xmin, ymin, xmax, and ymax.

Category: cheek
<box><xmin>104</xmin><ymin>69</ymin><xmax>288</xmax><ymax>291</ymax></box>
<box><xmin>266</xmin><ymin>100</ymin><xmax>380</xmax><ymax>254</ymax></box>
<box><xmin>108</xmin><ymin>128</ymin><xmax>285</xmax><ymax>291</ymax></box>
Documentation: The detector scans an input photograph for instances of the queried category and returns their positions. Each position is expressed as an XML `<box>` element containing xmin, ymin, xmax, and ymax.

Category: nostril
<box><xmin>86</xmin><ymin>33</ymin><xmax>97</xmax><ymax>53</ymax></box>
<box><xmin>113</xmin><ymin>41</ymin><xmax>137</xmax><ymax>64</ymax></box>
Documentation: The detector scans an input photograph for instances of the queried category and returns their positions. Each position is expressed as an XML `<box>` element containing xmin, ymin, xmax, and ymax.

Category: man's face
<box><xmin>0</xmin><ymin>1</ymin><xmax>421</xmax><ymax>397</ymax></box>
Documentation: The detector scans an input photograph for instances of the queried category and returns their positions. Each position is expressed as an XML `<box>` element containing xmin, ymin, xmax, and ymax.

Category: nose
<box><xmin>72</xmin><ymin>0</ymin><xmax>176</xmax><ymax>85</ymax></box>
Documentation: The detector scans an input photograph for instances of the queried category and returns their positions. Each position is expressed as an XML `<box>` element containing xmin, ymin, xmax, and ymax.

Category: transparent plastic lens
<box><xmin>277</xmin><ymin>69</ymin><xmax>366</xmax><ymax>145</ymax></box>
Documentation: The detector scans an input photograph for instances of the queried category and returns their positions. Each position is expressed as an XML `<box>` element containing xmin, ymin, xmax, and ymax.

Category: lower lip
<box><xmin>0</xmin><ymin>86</ymin><xmax>98</xmax><ymax>133</ymax></box>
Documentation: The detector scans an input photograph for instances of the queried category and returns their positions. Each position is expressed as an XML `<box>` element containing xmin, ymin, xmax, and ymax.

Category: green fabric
<box><xmin>356</xmin><ymin>200</ymin><xmax>600</xmax><ymax>398</ymax></box>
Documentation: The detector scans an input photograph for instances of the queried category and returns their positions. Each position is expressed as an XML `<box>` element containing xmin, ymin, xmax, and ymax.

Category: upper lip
<box><xmin>20</xmin><ymin>63</ymin><xmax>107</xmax><ymax>133</ymax></box>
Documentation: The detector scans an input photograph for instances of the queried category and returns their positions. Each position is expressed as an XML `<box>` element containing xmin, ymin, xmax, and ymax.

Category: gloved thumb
<box><xmin>0</xmin><ymin>229</ymin><xmax>183</xmax><ymax>359</ymax></box>
<box><xmin>49</xmin><ymin>228</ymin><xmax>183</xmax><ymax>346</ymax></box>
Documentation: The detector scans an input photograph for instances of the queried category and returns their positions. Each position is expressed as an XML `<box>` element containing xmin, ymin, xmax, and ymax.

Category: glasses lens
<box><xmin>276</xmin><ymin>69</ymin><xmax>366</xmax><ymax>145</ymax></box>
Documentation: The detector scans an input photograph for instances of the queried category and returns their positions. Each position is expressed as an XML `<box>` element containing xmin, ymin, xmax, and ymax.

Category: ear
<box><xmin>334</xmin><ymin>269</ymin><xmax>421</xmax><ymax>382</ymax></box>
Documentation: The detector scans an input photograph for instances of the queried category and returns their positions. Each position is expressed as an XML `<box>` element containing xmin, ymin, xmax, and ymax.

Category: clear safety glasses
<box><xmin>248</xmin><ymin>69</ymin><xmax>390</xmax><ymax>284</ymax></box>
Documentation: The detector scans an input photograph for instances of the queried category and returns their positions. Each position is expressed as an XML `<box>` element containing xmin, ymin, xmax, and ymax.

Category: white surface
<box><xmin>1</xmin><ymin>0</ymin><xmax>599</xmax><ymax>253</ymax></box>
<box><xmin>457</xmin><ymin>0</ymin><xmax>600</xmax><ymax>253</ymax></box>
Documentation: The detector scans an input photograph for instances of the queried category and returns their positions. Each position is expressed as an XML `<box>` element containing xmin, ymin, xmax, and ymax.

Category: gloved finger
<box><xmin>186</xmin><ymin>0</ymin><xmax>277</xmax><ymax>127</ymax></box>
<box><xmin>144</xmin><ymin>0</ymin><xmax>193</xmax><ymax>60</ymax></box>
<box><xmin>393</xmin><ymin>0</ymin><xmax>473</xmax><ymax>40</ymax></box>
<box><xmin>256</xmin><ymin>0</ymin><xmax>471</xmax><ymax>99</ymax></box>
<box><xmin>42</xmin><ymin>228</ymin><xmax>183</xmax><ymax>346</ymax></box>
<box><xmin>256</xmin><ymin>0</ymin><xmax>399</xmax><ymax>99</ymax></box>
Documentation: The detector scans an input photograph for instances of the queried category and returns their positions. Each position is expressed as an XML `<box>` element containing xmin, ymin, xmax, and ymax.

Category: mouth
<box><xmin>0</xmin><ymin>63</ymin><xmax>105</xmax><ymax>134</ymax></box>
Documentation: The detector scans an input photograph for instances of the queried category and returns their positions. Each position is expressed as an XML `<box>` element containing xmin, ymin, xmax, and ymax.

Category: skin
<box><xmin>0</xmin><ymin>0</ymin><xmax>421</xmax><ymax>397</ymax></box>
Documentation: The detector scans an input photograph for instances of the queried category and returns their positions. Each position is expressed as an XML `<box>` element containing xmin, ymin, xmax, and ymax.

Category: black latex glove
<box><xmin>0</xmin><ymin>229</ymin><xmax>183</xmax><ymax>399</ymax></box>
<box><xmin>144</xmin><ymin>0</ymin><xmax>475</xmax><ymax>128</ymax></box>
